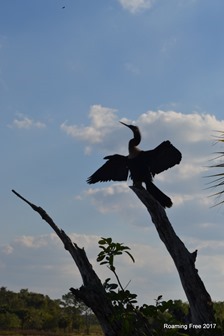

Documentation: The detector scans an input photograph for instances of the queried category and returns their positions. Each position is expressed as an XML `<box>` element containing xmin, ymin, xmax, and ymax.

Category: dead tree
<box><xmin>12</xmin><ymin>187</ymin><xmax>216</xmax><ymax>334</ymax></box>
<box><xmin>12</xmin><ymin>189</ymin><xmax>152</xmax><ymax>336</ymax></box>
<box><xmin>130</xmin><ymin>186</ymin><xmax>214</xmax><ymax>325</ymax></box>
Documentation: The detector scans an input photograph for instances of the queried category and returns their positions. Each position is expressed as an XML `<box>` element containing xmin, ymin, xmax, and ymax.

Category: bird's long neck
<box><xmin>128</xmin><ymin>131</ymin><xmax>141</xmax><ymax>157</ymax></box>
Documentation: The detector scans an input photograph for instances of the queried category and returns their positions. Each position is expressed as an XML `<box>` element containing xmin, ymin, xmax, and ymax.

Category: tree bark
<box><xmin>130</xmin><ymin>186</ymin><xmax>215</xmax><ymax>325</ymax></box>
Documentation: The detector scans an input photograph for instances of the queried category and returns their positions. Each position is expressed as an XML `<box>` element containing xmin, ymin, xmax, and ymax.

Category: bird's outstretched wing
<box><xmin>87</xmin><ymin>154</ymin><xmax>128</xmax><ymax>184</ymax></box>
<box><xmin>144</xmin><ymin>141</ymin><xmax>182</xmax><ymax>175</ymax></box>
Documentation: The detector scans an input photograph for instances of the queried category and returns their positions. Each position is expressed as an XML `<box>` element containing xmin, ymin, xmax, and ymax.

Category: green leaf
<box><xmin>125</xmin><ymin>251</ymin><xmax>135</xmax><ymax>263</ymax></box>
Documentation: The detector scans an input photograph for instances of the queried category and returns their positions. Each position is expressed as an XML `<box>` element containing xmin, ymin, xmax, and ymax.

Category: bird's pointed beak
<box><xmin>119</xmin><ymin>121</ymin><xmax>130</xmax><ymax>128</ymax></box>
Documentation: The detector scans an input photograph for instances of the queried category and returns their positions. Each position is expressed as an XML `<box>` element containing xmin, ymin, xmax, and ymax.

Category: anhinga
<box><xmin>87</xmin><ymin>122</ymin><xmax>182</xmax><ymax>208</ymax></box>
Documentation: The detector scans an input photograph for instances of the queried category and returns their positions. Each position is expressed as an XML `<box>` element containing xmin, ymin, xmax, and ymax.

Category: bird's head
<box><xmin>120</xmin><ymin>121</ymin><xmax>141</xmax><ymax>147</ymax></box>
<box><xmin>119</xmin><ymin>121</ymin><xmax>139</xmax><ymax>134</ymax></box>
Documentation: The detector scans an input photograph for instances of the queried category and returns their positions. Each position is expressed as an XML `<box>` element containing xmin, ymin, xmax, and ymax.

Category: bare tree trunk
<box><xmin>12</xmin><ymin>190</ymin><xmax>152</xmax><ymax>336</ymax></box>
<box><xmin>130</xmin><ymin>186</ymin><xmax>215</xmax><ymax>325</ymax></box>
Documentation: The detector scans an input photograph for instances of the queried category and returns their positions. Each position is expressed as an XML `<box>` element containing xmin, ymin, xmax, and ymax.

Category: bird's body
<box><xmin>87</xmin><ymin>122</ymin><xmax>182</xmax><ymax>208</ymax></box>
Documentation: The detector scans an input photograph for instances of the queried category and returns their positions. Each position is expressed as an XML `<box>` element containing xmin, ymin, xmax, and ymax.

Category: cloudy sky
<box><xmin>1</xmin><ymin>0</ymin><xmax>224</xmax><ymax>306</ymax></box>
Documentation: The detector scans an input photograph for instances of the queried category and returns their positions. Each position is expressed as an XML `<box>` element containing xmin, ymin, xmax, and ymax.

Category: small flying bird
<box><xmin>87</xmin><ymin>122</ymin><xmax>182</xmax><ymax>208</ymax></box>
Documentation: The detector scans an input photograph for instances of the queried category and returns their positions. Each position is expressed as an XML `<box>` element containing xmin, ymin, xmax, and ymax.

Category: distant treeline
<box><xmin>0</xmin><ymin>286</ymin><xmax>99</xmax><ymax>332</ymax></box>
<box><xmin>1</xmin><ymin>286</ymin><xmax>224</xmax><ymax>333</ymax></box>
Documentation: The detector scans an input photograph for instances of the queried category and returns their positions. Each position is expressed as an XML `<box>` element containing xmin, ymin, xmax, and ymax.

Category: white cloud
<box><xmin>3</xmin><ymin>232</ymin><xmax>224</xmax><ymax>304</ymax></box>
<box><xmin>138</xmin><ymin>110</ymin><xmax>224</xmax><ymax>144</ymax></box>
<box><xmin>84</xmin><ymin>183</ymin><xmax>135</xmax><ymax>214</ymax></box>
<box><xmin>60</xmin><ymin>105</ymin><xmax>119</xmax><ymax>153</ymax></box>
<box><xmin>2</xmin><ymin>244</ymin><xmax>13</xmax><ymax>255</ymax></box>
<box><xmin>9</xmin><ymin>116</ymin><xmax>46</xmax><ymax>129</ymax></box>
<box><xmin>117</xmin><ymin>0</ymin><xmax>156</xmax><ymax>13</ymax></box>
<box><xmin>63</xmin><ymin>106</ymin><xmax>224</xmax><ymax>153</ymax></box>
<box><xmin>0</xmin><ymin>233</ymin><xmax>99</xmax><ymax>298</ymax></box>
<box><xmin>0</xmin><ymin>232</ymin><xmax>187</xmax><ymax>303</ymax></box>
<box><xmin>14</xmin><ymin>234</ymin><xmax>59</xmax><ymax>249</ymax></box>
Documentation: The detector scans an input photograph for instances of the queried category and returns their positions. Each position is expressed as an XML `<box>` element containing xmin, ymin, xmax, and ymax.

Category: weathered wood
<box><xmin>130</xmin><ymin>186</ymin><xmax>215</xmax><ymax>325</ymax></box>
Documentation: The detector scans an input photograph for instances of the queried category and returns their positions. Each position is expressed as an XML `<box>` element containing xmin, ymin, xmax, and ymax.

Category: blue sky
<box><xmin>1</xmin><ymin>0</ymin><xmax>224</xmax><ymax>306</ymax></box>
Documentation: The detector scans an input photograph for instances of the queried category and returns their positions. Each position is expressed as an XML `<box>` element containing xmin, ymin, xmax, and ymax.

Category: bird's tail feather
<box><xmin>145</xmin><ymin>181</ymin><xmax>172</xmax><ymax>208</ymax></box>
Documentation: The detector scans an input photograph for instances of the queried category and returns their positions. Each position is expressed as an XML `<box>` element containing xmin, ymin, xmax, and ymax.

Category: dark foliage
<box><xmin>0</xmin><ymin>287</ymin><xmax>98</xmax><ymax>332</ymax></box>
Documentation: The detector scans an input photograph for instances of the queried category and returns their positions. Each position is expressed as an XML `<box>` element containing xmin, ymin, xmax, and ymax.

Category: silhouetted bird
<box><xmin>87</xmin><ymin>122</ymin><xmax>182</xmax><ymax>208</ymax></box>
